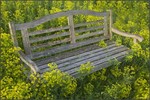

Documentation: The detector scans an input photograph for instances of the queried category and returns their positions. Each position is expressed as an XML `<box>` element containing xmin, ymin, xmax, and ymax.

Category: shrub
<box><xmin>30</xmin><ymin>63</ymin><xmax>77</xmax><ymax>99</ymax></box>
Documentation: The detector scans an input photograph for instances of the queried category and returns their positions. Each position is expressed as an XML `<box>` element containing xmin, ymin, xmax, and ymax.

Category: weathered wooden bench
<box><xmin>9</xmin><ymin>10</ymin><xmax>143</xmax><ymax>77</ymax></box>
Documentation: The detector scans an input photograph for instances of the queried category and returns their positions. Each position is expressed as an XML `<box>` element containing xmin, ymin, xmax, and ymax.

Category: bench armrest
<box><xmin>18</xmin><ymin>50</ymin><xmax>39</xmax><ymax>73</ymax></box>
<box><xmin>111</xmin><ymin>27</ymin><xmax>144</xmax><ymax>43</ymax></box>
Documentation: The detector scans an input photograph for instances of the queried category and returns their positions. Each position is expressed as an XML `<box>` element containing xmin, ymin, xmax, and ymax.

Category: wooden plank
<box><xmin>75</xmin><ymin>26</ymin><xmax>104</xmax><ymax>33</ymax></box>
<box><xmin>21</xmin><ymin>28</ymin><xmax>32</xmax><ymax>56</ymax></box>
<box><xmin>104</xmin><ymin>16</ymin><xmax>108</xmax><ymax>36</ymax></box>
<box><xmin>32</xmin><ymin>36</ymin><xmax>109</xmax><ymax>59</ymax></box>
<box><xmin>30</xmin><ymin>32</ymin><xmax>69</xmax><ymax>43</ymax></box>
<box><xmin>55</xmin><ymin>41</ymin><xmax>115</xmax><ymax>64</ymax></box>
<box><xmin>29</xmin><ymin>26</ymin><xmax>69</xmax><ymax>36</ymax></box>
<box><xmin>74</xmin><ymin>20</ymin><xmax>104</xmax><ymax>28</ymax></box>
<box><xmin>64</xmin><ymin>50</ymin><xmax>129</xmax><ymax>75</ymax></box>
<box><xmin>39</xmin><ymin>43</ymin><xmax>116</xmax><ymax>70</ymax></box>
<box><xmin>58</xmin><ymin>46</ymin><xmax>128</xmax><ymax>72</ymax></box>
<box><xmin>15</xmin><ymin>10</ymin><xmax>108</xmax><ymax>30</ymax></box>
<box><xmin>76</xmin><ymin>30</ymin><xmax>104</xmax><ymax>40</ymax></box>
<box><xmin>71</xmin><ymin>55</ymin><xmax>126</xmax><ymax>77</ymax></box>
<box><xmin>31</xmin><ymin>38</ymin><xmax>70</xmax><ymax>50</ymax></box>
<box><xmin>107</xmin><ymin>10</ymin><xmax>112</xmax><ymax>39</ymax></box>
<box><xmin>9</xmin><ymin>22</ymin><xmax>18</xmax><ymax>47</ymax></box>
<box><xmin>40</xmin><ymin>45</ymin><xmax>128</xmax><ymax>73</ymax></box>
<box><xmin>58</xmin><ymin>45</ymin><xmax>125</xmax><ymax>68</ymax></box>
<box><xmin>111</xmin><ymin>27</ymin><xmax>144</xmax><ymax>42</ymax></box>
<box><xmin>35</xmin><ymin>41</ymin><xmax>115</xmax><ymax>66</ymax></box>
<box><xmin>68</xmin><ymin>15</ymin><xmax>76</xmax><ymax>43</ymax></box>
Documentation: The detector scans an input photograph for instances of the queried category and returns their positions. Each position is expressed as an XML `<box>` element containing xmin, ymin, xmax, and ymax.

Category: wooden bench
<box><xmin>9</xmin><ymin>10</ymin><xmax>143</xmax><ymax>77</ymax></box>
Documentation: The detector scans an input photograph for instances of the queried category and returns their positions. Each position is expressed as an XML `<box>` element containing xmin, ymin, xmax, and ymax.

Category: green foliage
<box><xmin>111</xmin><ymin>66</ymin><xmax>122</xmax><ymax>78</ymax></box>
<box><xmin>30</xmin><ymin>67</ymin><xmax>77</xmax><ymax>99</ymax></box>
<box><xmin>98</xmin><ymin>40</ymin><xmax>107</xmax><ymax>48</ymax></box>
<box><xmin>0</xmin><ymin>33</ymin><xmax>24</xmax><ymax>80</ymax></box>
<box><xmin>134</xmin><ymin>77</ymin><xmax>150</xmax><ymax>99</ymax></box>
<box><xmin>116</xmin><ymin>39</ymin><xmax>122</xmax><ymax>46</ymax></box>
<box><xmin>78</xmin><ymin>62</ymin><xmax>94</xmax><ymax>75</ymax></box>
<box><xmin>1</xmin><ymin>81</ymin><xmax>32</xmax><ymax>99</ymax></box>
<box><xmin>105</xmin><ymin>82</ymin><xmax>132</xmax><ymax>99</ymax></box>
<box><xmin>84</xmin><ymin>83</ymin><xmax>94</xmax><ymax>95</ymax></box>
<box><xmin>48</xmin><ymin>62</ymin><xmax>58</xmax><ymax>70</ymax></box>
<box><xmin>0</xmin><ymin>33</ymin><xmax>30</xmax><ymax>99</ymax></box>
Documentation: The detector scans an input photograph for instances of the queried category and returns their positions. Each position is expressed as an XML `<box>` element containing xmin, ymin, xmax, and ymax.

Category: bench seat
<box><xmin>37</xmin><ymin>40</ymin><xmax>130</xmax><ymax>77</ymax></box>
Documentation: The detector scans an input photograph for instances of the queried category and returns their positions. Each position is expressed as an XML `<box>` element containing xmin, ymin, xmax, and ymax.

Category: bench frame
<box><xmin>9</xmin><ymin>10</ymin><xmax>143</xmax><ymax>74</ymax></box>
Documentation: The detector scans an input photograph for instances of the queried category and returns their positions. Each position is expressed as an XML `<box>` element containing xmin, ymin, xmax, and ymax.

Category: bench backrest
<box><xmin>9</xmin><ymin>10</ymin><xmax>112</xmax><ymax>60</ymax></box>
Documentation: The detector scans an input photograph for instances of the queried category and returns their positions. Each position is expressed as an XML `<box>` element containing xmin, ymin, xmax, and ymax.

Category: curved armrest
<box><xmin>112</xmin><ymin>27</ymin><xmax>144</xmax><ymax>43</ymax></box>
<box><xmin>18</xmin><ymin>50</ymin><xmax>39</xmax><ymax>73</ymax></box>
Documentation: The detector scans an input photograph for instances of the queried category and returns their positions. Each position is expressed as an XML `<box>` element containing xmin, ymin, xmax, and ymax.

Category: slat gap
<box><xmin>29</xmin><ymin>26</ymin><xmax>69</xmax><ymax>36</ymax></box>
<box><xmin>74</xmin><ymin>20</ymin><xmax>104</xmax><ymax>28</ymax></box>
<box><xmin>30</xmin><ymin>32</ymin><xmax>69</xmax><ymax>43</ymax></box>
<box><xmin>75</xmin><ymin>26</ymin><xmax>104</xmax><ymax>33</ymax></box>
<box><xmin>76</xmin><ymin>30</ymin><xmax>104</xmax><ymax>40</ymax></box>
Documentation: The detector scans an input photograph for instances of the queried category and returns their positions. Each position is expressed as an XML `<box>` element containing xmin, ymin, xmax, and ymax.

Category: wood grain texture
<box><xmin>68</xmin><ymin>15</ymin><xmax>76</xmax><ymax>43</ymax></box>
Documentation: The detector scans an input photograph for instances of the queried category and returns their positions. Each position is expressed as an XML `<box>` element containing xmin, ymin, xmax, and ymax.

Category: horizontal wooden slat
<box><xmin>34</xmin><ymin>41</ymin><xmax>115</xmax><ymax>66</ymax></box>
<box><xmin>30</xmin><ymin>32</ymin><xmax>69</xmax><ymax>43</ymax></box>
<box><xmin>15</xmin><ymin>10</ymin><xmax>108</xmax><ymax>30</ymax></box>
<box><xmin>40</xmin><ymin>48</ymin><xmax>129</xmax><ymax>74</ymax></box>
<box><xmin>32</xmin><ymin>36</ymin><xmax>109</xmax><ymax>59</ymax></box>
<box><xmin>74</xmin><ymin>20</ymin><xmax>104</xmax><ymax>28</ymax></box>
<box><xmin>71</xmin><ymin>55</ymin><xmax>126</xmax><ymax>77</ymax></box>
<box><xmin>29</xmin><ymin>26</ymin><xmax>69</xmax><ymax>36</ymax></box>
<box><xmin>31</xmin><ymin>38</ymin><xmax>70</xmax><ymax>50</ymax></box>
<box><xmin>58</xmin><ymin>46</ymin><xmax>125</xmax><ymax>68</ymax></box>
<box><xmin>76</xmin><ymin>30</ymin><xmax>104</xmax><ymax>40</ymax></box>
<box><xmin>56</xmin><ymin>42</ymin><xmax>116</xmax><ymax>65</ymax></box>
<box><xmin>39</xmin><ymin>43</ymin><xmax>117</xmax><ymax>70</ymax></box>
<box><xmin>64</xmin><ymin>50</ymin><xmax>130</xmax><ymax>75</ymax></box>
<box><xmin>58</xmin><ymin>46</ymin><xmax>128</xmax><ymax>72</ymax></box>
<box><xmin>75</xmin><ymin>26</ymin><xmax>104</xmax><ymax>33</ymax></box>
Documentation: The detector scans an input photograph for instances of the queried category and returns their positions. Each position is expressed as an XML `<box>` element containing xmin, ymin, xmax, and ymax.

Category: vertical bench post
<box><xmin>9</xmin><ymin>22</ymin><xmax>18</xmax><ymax>47</ymax></box>
<box><xmin>104</xmin><ymin>15</ymin><xmax>108</xmax><ymax>37</ymax></box>
<box><xmin>68</xmin><ymin>15</ymin><xmax>76</xmax><ymax>43</ymax></box>
<box><xmin>21</xmin><ymin>28</ymin><xmax>32</xmax><ymax>58</ymax></box>
<box><xmin>109</xmin><ymin>10</ymin><xmax>112</xmax><ymax>39</ymax></box>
